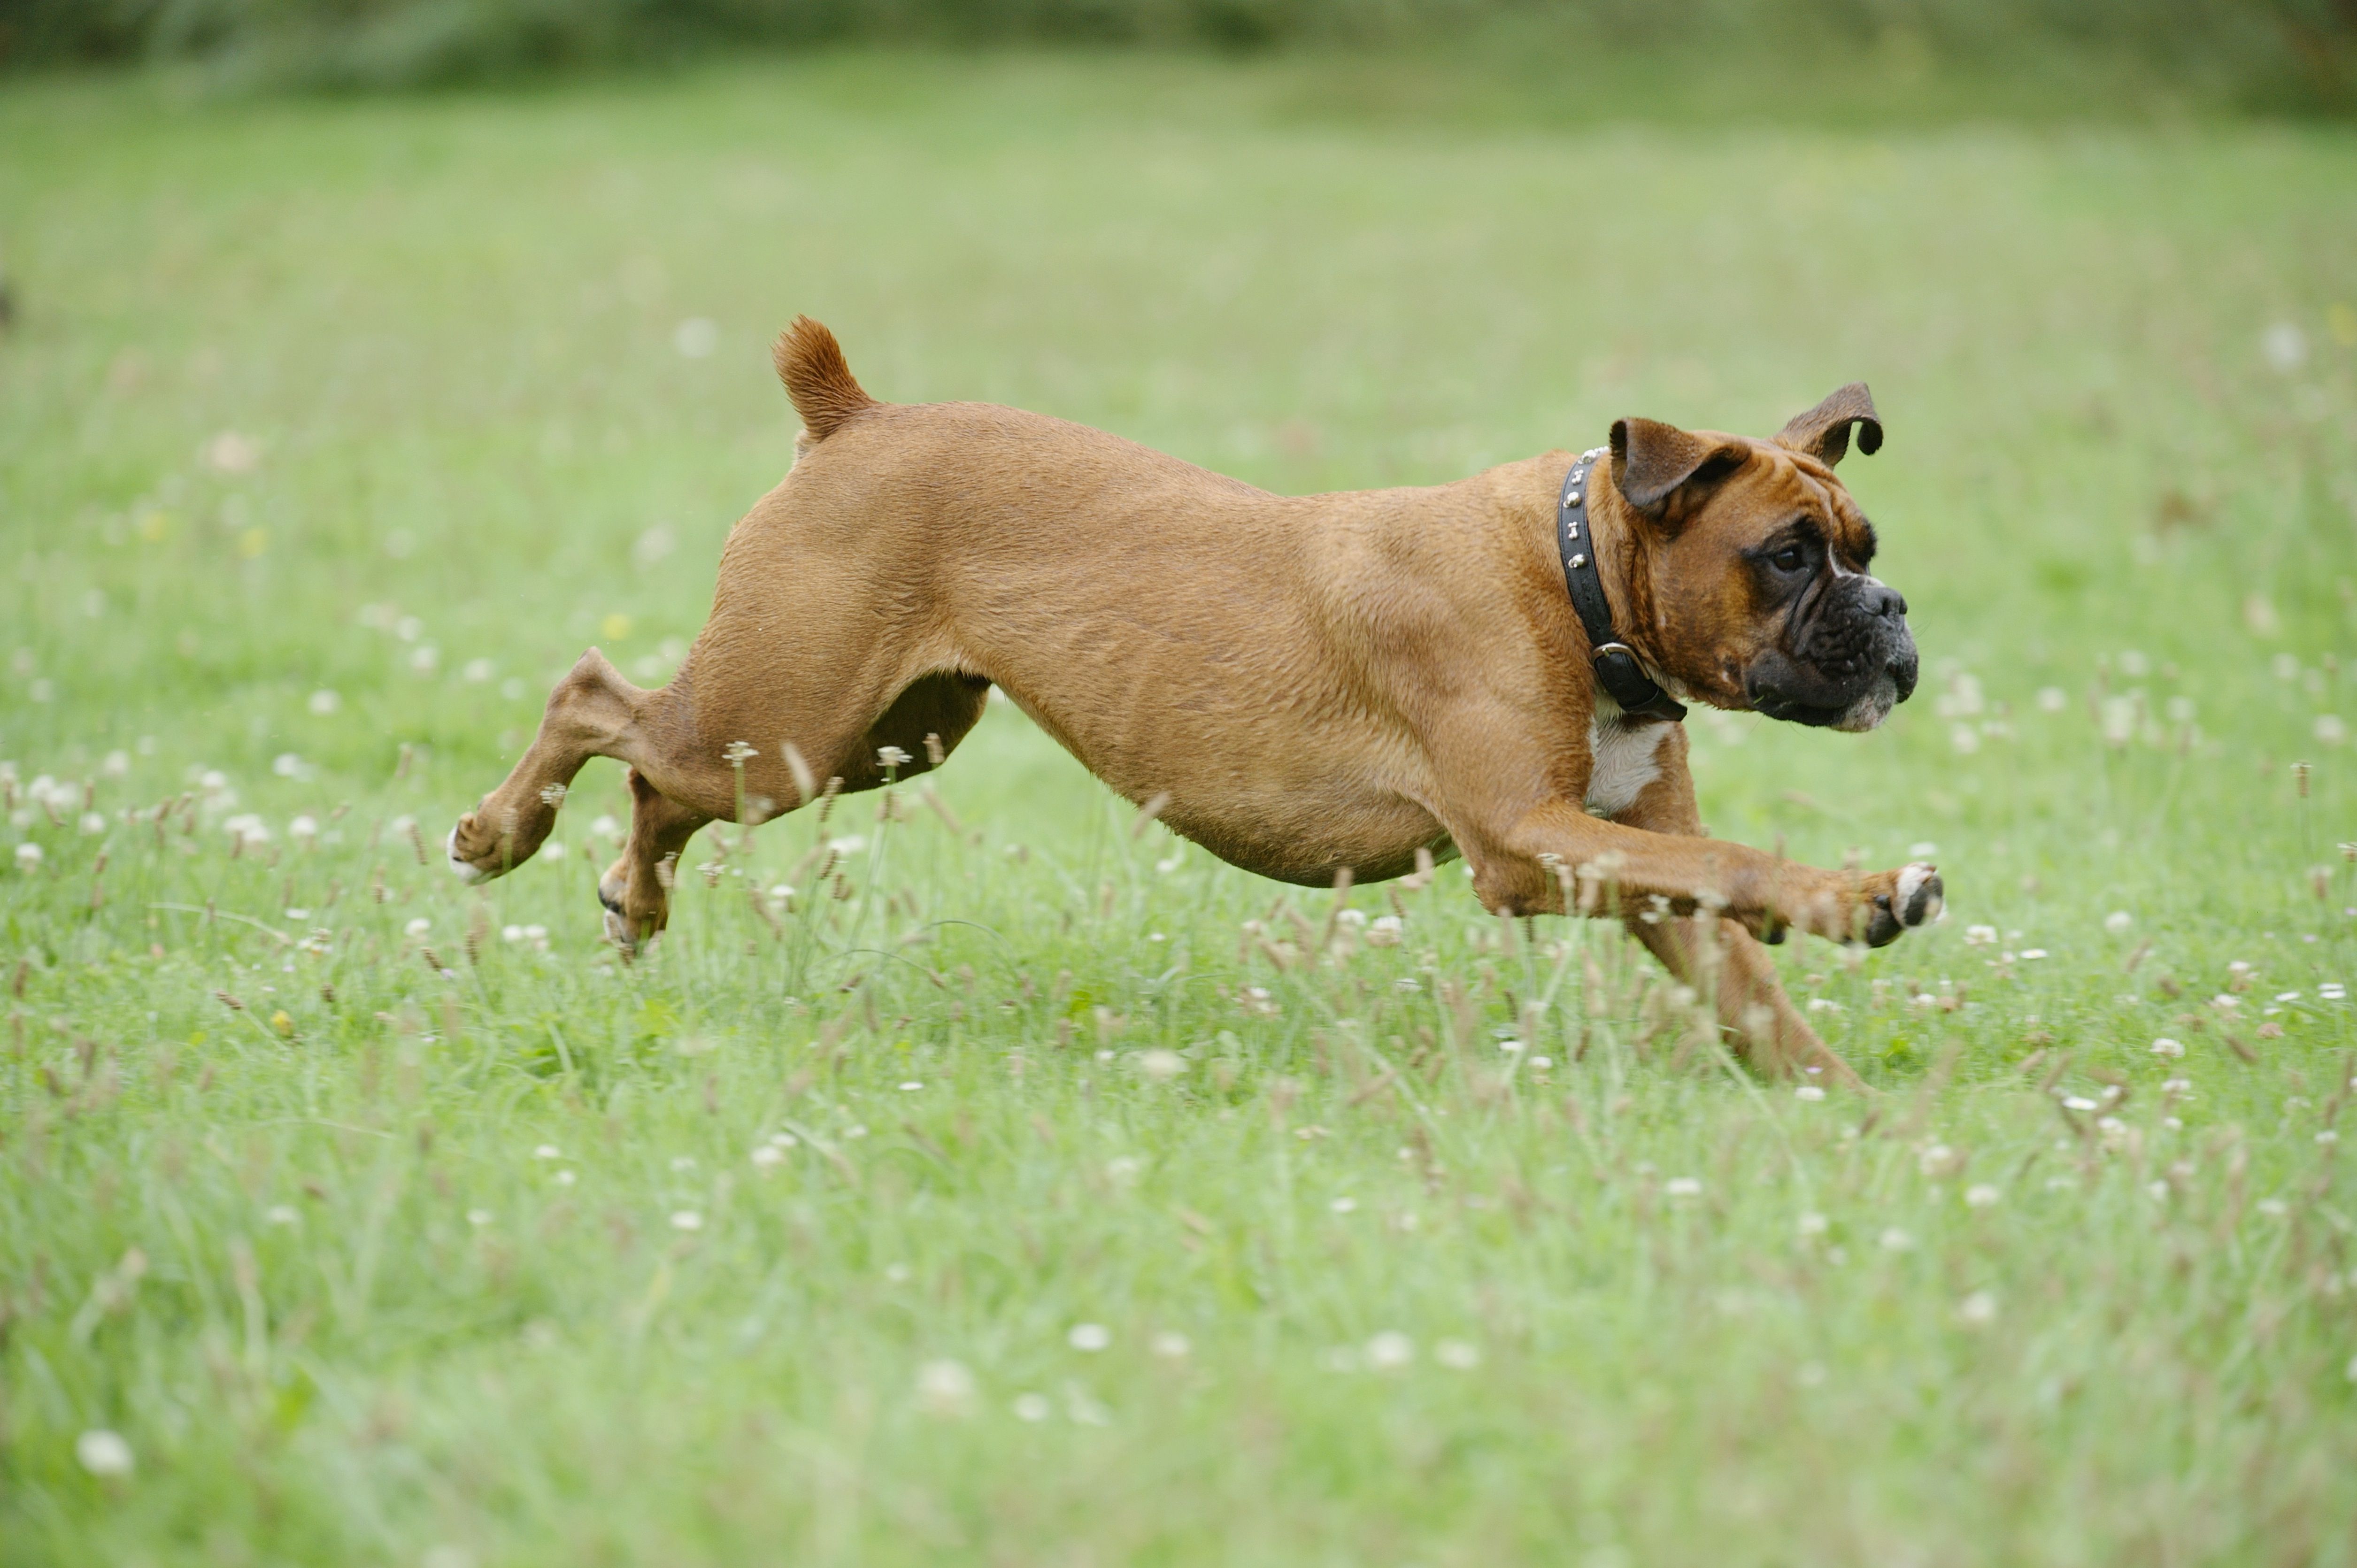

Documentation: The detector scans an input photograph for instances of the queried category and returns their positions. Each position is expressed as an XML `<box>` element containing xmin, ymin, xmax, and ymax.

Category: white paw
<box><xmin>1896</xmin><ymin>862</ymin><xmax>1941</xmax><ymax>925</ymax></box>
<box><xmin>446</xmin><ymin>827</ymin><xmax>485</xmax><ymax>884</ymax></box>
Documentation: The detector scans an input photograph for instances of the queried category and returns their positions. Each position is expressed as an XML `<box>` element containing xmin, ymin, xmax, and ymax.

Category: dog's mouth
<box><xmin>1745</xmin><ymin>590</ymin><xmax>1918</xmax><ymax>732</ymax></box>
<box><xmin>1752</xmin><ymin>677</ymin><xmax>1903</xmax><ymax>731</ymax></box>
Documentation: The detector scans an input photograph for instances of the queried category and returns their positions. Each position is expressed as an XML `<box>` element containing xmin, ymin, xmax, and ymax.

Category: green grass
<box><xmin>4</xmin><ymin>54</ymin><xmax>2357</xmax><ymax>1566</ymax></box>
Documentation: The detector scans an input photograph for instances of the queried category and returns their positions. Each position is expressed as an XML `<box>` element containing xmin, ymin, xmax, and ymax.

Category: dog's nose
<box><xmin>1862</xmin><ymin>582</ymin><xmax>1907</xmax><ymax>620</ymax></box>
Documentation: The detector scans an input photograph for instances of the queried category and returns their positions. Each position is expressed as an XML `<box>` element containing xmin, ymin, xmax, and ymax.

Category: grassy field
<box><xmin>4</xmin><ymin>54</ymin><xmax>2357</xmax><ymax>1566</ymax></box>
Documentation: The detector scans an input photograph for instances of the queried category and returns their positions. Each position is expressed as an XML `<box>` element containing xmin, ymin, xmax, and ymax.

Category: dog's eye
<box><xmin>1769</xmin><ymin>545</ymin><xmax>1810</xmax><ymax>574</ymax></box>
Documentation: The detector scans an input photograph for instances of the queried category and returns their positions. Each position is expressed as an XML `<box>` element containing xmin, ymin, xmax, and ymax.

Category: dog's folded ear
<box><xmin>1610</xmin><ymin>417</ymin><xmax>1750</xmax><ymax>524</ymax></box>
<box><xmin>1774</xmin><ymin>383</ymin><xmax>1883</xmax><ymax>467</ymax></box>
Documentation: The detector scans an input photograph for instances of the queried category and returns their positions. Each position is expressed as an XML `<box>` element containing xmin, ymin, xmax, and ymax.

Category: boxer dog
<box><xmin>449</xmin><ymin>318</ymin><xmax>1937</xmax><ymax>1083</ymax></box>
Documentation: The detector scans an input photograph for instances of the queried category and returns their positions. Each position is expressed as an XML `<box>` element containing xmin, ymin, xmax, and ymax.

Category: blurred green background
<box><xmin>4</xmin><ymin>0</ymin><xmax>2353</xmax><ymax>117</ymax></box>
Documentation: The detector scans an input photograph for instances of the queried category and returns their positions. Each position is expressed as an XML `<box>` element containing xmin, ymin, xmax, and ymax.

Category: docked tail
<box><xmin>772</xmin><ymin>316</ymin><xmax>877</xmax><ymax>448</ymax></box>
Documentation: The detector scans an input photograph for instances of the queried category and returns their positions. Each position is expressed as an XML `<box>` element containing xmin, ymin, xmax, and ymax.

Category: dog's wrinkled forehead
<box><xmin>1752</xmin><ymin>446</ymin><xmax>1880</xmax><ymax>570</ymax></box>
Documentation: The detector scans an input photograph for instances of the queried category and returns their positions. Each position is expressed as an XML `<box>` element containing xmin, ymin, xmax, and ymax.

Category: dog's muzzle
<box><xmin>1745</xmin><ymin>577</ymin><xmax>1918</xmax><ymax>732</ymax></box>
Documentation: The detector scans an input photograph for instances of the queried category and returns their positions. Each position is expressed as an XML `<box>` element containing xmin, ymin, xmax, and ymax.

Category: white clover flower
<box><xmin>79</xmin><ymin>812</ymin><xmax>106</xmax><ymax>835</ymax></box>
<box><xmin>463</xmin><ymin>658</ymin><xmax>495</xmax><ymax>684</ymax></box>
<box><xmin>308</xmin><ymin>689</ymin><xmax>340</xmax><ymax>715</ymax></box>
<box><xmin>751</xmin><ymin>1145</ymin><xmax>785</xmax><ymax>1168</ymax></box>
<box><xmin>2037</xmin><ymin>686</ymin><xmax>2068</xmax><ymax>712</ymax></box>
<box><xmin>1795</xmin><ymin>1084</ymin><xmax>1826</xmax><ymax>1101</ymax></box>
<box><xmin>2105</xmin><ymin>910</ymin><xmax>2133</xmax><ymax>935</ymax></box>
<box><xmin>266</xmin><ymin>1204</ymin><xmax>300</xmax><ymax>1226</ymax></box>
<box><xmin>1879</xmin><ymin>1228</ymin><xmax>1914</xmax><ymax>1252</ymax></box>
<box><xmin>2019</xmin><ymin>948</ymin><xmax>2049</xmax><ymax>961</ymax></box>
<box><xmin>1664</xmin><ymin>1176</ymin><xmax>1702</xmax><ymax>1199</ymax></box>
<box><xmin>1363</xmin><ymin>1331</ymin><xmax>1414</xmax><ymax>1371</ymax></box>
<box><xmin>1150</xmin><ymin>1331</ymin><xmax>1192</xmax><ymax>1359</ymax></box>
<box><xmin>533</xmin><ymin>1144</ymin><xmax>562</xmax><ymax>1160</ymax></box>
<box><xmin>1330</xmin><ymin>1197</ymin><xmax>1357</xmax><ymax>1214</ymax></box>
<box><xmin>875</xmin><ymin>746</ymin><xmax>911</xmax><ymax>769</ymax></box>
<box><xmin>1433</xmin><ymin>1338</ymin><xmax>1481</xmax><ymax>1369</ymax></box>
<box><xmin>1964</xmin><ymin>924</ymin><xmax>1997</xmax><ymax>946</ymax></box>
<box><xmin>1964</xmin><ymin>1184</ymin><xmax>2001</xmax><ymax>1208</ymax></box>
<box><xmin>669</xmin><ymin>1211</ymin><xmax>703</xmax><ymax>1231</ymax></box>
<box><xmin>1956</xmin><ymin>1291</ymin><xmax>1998</xmax><ymax>1327</ymax></box>
<box><xmin>1011</xmin><ymin>1392</ymin><xmax>1052</xmax><ymax>1422</ymax></box>
<box><xmin>75</xmin><ymin>1430</ymin><xmax>134</xmax><ymax>1477</ymax></box>
<box><xmin>828</xmin><ymin>836</ymin><xmax>866</xmax><ymax>855</ymax></box>
<box><xmin>102</xmin><ymin>750</ymin><xmax>130</xmax><ymax>778</ymax></box>
<box><xmin>271</xmin><ymin>753</ymin><xmax>304</xmax><ymax>778</ymax></box>
<box><xmin>1365</xmin><ymin>914</ymin><xmax>1404</xmax><ymax>947</ymax></box>
<box><xmin>288</xmin><ymin>815</ymin><xmax>318</xmax><ymax>842</ymax></box>
<box><xmin>16</xmin><ymin>843</ymin><xmax>45</xmax><ymax>871</ymax></box>
<box><xmin>1135</xmin><ymin>1048</ymin><xmax>1186</xmax><ymax>1081</ymax></box>
<box><xmin>914</xmin><ymin>1359</ymin><xmax>976</xmax><ymax>1417</ymax></box>
<box><xmin>2151</xmin><ymin>1037</ymin><xmax>2185</xmax><ymax>1057</ymax></box>
<box><xmin>404</xmin><ymin>918</ymin><xmax>431</xmax><ymax>938</ymax></box>
<box><xmin>1068</xmin><ymin>1322</ymin><xmax>1111</xmax><ymax>1352</ymax></box>
<box><xmin>1797</xmin><ymin>1212</ymin><xmax>1830</xmax><ymax>1237</ymax></box>
<box><xmin>466</xmin><ymin>1209</ymin><xmax>493</xmax><ymax>1227</ymax></box>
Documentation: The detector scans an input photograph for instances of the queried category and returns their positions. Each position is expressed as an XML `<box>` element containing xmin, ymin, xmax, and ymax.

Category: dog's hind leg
<box><xmin>447</xmin><ymin>647</ymin><xmax>659</xmax><ymax>883</ymax></box>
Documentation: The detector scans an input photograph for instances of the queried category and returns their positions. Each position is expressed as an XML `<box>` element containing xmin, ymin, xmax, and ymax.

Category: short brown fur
<box><xmin>452</xmin><ymin>322</ymin><xmax>1938</xmax><ymax>1085</ymax></box>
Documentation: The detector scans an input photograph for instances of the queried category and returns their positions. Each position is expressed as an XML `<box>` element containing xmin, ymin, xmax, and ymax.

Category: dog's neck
<box><xmin>1566</xmin><ymin>457</ymin><xmax>1688</xmax><ymax>706</ymax></box>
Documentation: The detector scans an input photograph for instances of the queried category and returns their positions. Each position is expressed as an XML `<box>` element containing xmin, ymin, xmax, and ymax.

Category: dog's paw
<box><xmin>447</xmin><ymin>813</ymin><xmax>505</xmax><ymax>884</ymax></box>
<box><xmin>1863</xmin><ymin>862</ymin><xmax>1942</xmax><ymax>947</ymax></box>
<box><xmin>597</xmin><ymin>869</ymin><xmax>658</xmax><ymax>959</ymax></box>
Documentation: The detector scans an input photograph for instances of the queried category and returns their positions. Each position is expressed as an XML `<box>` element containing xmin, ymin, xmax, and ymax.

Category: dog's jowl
<box><xmin>449</xmin><ymin>319</ymin><xmax>1942</xmax><ymax>1083</ymax></box>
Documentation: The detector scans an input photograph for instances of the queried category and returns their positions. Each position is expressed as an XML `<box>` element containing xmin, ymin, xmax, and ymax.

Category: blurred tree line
<box><xmin>1</xmin><ymin>0</ymin><xmax>2351</xmax><ymax>113</ymax></box>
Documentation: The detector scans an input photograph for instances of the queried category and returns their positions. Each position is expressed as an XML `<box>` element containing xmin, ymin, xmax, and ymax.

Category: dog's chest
<box><xmin>1583</xmin><ymin>703</ymin><xmax>1671</xmax><ymax>818</ymax></box>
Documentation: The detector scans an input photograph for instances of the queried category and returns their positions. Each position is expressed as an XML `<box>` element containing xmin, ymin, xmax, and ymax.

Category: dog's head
<box><xmin>1609</xmin><ymin>384</ymin><xmax>1917</xmax><ymax>732</ymax></box>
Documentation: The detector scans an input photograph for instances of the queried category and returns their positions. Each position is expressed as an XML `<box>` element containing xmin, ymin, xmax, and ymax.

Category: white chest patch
<box><xmin>1584</xmin><ymin>699</ymin><xmax>1672</xmax><ymax>818</ymax></box>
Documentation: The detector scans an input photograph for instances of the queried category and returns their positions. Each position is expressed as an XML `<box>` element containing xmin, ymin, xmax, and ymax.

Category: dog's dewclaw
<box><xmin>1864</xmin><ymin>862</ymin><xmax>1942</xmax><ymax>946</ymax></box>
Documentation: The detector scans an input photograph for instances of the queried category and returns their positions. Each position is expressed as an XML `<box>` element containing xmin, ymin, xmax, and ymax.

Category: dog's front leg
<box><xmin>1477</xmin><ymin>797</ymin><xmax>1934</xmax><ymax>953</ymax></box>
<box><xmin>1605</xmin><ymin>737</ymin><xmax>1862</xmax><ymax>1086</ymax></box>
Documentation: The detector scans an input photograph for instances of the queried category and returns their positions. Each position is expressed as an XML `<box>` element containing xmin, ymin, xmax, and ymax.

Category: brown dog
<box><xmin>449</xmin><ymin>318</ymin><xmax>1940</xmax><ymax>1082</ymax></box>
